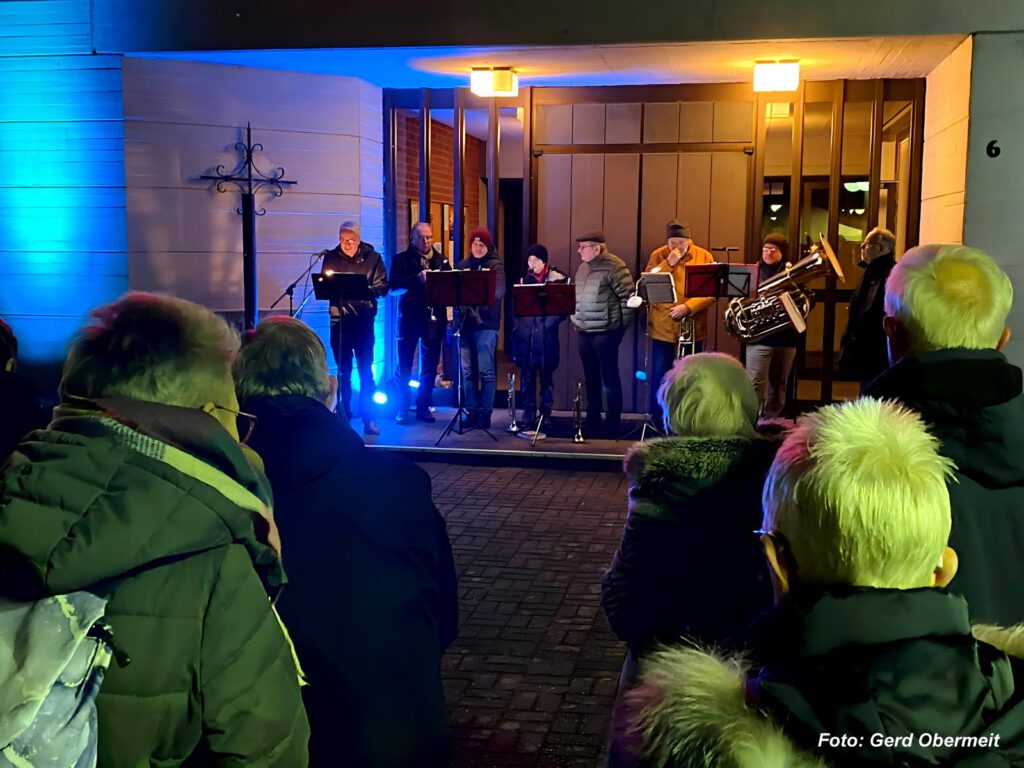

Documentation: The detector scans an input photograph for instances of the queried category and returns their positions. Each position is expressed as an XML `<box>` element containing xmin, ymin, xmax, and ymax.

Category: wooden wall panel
<box><xmin>678</xmin><ymin>153</ymin><xmax>712</xmax><ymax>248</ymax></box>
<box><xmin>679</xmin><ymin>102</ymin><xmax>714</xmax><ymax>143</ymax></box>
<box><xmin>643</xmin><ymin>102</ymin><xmax>680</xmax><ymax>144</ymax></box>
<box><xmin>713</xmin><ymin>101</ymin><xmax>755</xmax><ymax>142</ymax></box>
<box><xmin>640</xmin><ymin>153</ymin><xmax>678</xmax><ymax>260</ymax></box>
<box><xmin>708</xmin><ymin>152</ymin><xmax>750</xmax><ymax>358</ymax></box>
<box><xmin>605</xmin><ymin>103</ymin><xmax>641</xmax><ymax>144</ymax></box>
<box><xmin>534</xmin><ymin>104</ymin><xmax>572</xmax><ymax>145</ymax></box>
<box><xmin>572</xmin><ymin>104</ymin><xmax>606</xmax><ymax>145</ymax></box>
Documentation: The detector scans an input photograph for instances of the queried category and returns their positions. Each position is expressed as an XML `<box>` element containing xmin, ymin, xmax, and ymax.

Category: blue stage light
<box><xmin>409</xmin><ymin>379</ymin><xmax>420</xmax><ymax>388</ymax></box>
<box><xmin>372</xmin><ymin>391</ymin><xmax>388</xmax><ymax>405</ymax></box>
<box><xmin>635</xmin><ymin>371</ymin><xmax>648</xmax><ymax>381</ymax></box>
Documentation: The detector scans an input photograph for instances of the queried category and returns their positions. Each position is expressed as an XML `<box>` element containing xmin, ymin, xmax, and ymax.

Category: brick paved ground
<box><xmin>418</xmin><ymin>461</ymin><xmax>630</xmax><ymax>768</ymax></box>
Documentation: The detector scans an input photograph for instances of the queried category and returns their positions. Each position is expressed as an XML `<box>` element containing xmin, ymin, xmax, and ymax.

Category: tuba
<box><xmin>724</xmin><ymin>234</ymin><xmax>845</xmax><ymax>344</ymax></box>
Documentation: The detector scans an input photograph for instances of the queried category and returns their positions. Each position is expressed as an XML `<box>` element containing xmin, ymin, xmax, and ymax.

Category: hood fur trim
<box><xmin>624</xmin><ymin>437</ymin><xmax>752</xmax><ymax>487</ymax></box>
<box><xmin>620</xmin><ymin>645</ymin><xmax>826</xmax><ymax>768</ymax></box>
<box><xmin>972</xmin><ymin>624</ymin><xmax>1024</xmax><ymax>658</ymax></box>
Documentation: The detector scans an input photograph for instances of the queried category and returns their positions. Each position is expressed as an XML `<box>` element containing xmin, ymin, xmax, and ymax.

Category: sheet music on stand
<box><xmin>640</xmin><ymin>272</ymin><xmax>677</xmax><ymax>304</ymax></box>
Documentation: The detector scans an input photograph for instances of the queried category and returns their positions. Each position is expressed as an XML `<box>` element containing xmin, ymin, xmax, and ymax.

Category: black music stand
<box><xmin>511</xmin><ymin>282</ymin><xmax>574</xmax><ymax>446</ymax></box>
<box><xmin>427</xmin><ymin>269</ymin><xmax>498</xmax><ymax>445</ymax></box>
<box><xmin>313</xmin><ymin>272</ymin><xmax>372</xmax><ymax>417</ymax></box>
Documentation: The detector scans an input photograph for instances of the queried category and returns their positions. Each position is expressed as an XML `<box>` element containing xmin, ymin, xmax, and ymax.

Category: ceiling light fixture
<box><xmin>753</xmin><ymin>61</ymin><xmax>800</xmax><ymax>92</ymax></box>
<box><xmin>470</xmin><ymin>67</ymin><xmax>519</xmax><ymax>97</ymax></box>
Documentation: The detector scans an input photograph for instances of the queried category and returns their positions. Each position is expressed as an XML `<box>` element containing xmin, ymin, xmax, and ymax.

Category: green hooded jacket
<box><xmin>0</xmin><ymin>399</ymin><xmax>309</xmax><ymax>767</ymax></box>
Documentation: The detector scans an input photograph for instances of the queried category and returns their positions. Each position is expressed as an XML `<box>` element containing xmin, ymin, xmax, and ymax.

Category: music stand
<box><xmin>313</xmin><ymin>272</ymin><xmax>372</xmax><ymax>417</ymax></box>
<box><xmin>426</xmin><ymin>269</ymin><xmax>498</xmax><ymax>445</ymax></box>
<box><xmin>684</xmin><ymin>263</ymin><xmax>758</xmax><ymax>300</ymax></box>
<box><xmin>511</xmin><ymin>283</ymin><xmax>574</xmax><ymax>446</ymax></box>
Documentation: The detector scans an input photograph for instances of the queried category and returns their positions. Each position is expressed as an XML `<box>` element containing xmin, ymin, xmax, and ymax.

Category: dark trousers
<box><xmin>397</xmin><ymin>320</ymin><xmax>443</xmax><ymax>413</ymax></box>
<box><xmin>649</xmin><ymin>338</ymin><xmax>704</xmax><ymax>427</ymax></box>
<box><xmin>519</xmin><ymin>362</ymin><xmax>555</xmax><ymax>420</ymax></box>
<box><xmin>331</xmin><ymin>317</ymin><xmax>375</xmax><ymax>422</ymax></box>
<box><xmin>578</xmin><ymin>328</ymin><xmax>625</xmax><ymax>426</ymax></box>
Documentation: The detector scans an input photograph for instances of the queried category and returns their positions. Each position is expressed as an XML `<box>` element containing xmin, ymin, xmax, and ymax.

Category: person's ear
<box><xmin>883</xmin><ymin>315</ymin><xmax>909</xmax><ymax>364</ymax></box>
<box><xmin>324</xmin><ymin>374</ymin><xmax>339</xmax><ymax>410</ymax></box>
<box><xmin>997</xmin><ymin>327</ymin><xmax>1011</xmax><ymax>352</ymax></box>
<box><xmin>933</xmin><ymin>546</ymin><xmax>959</xmax><ymax>588</ymax></box>
<box><xmin>762</xmin><ymin>535</ymin><xmax>791</xmax><ymax>600</ymax></box>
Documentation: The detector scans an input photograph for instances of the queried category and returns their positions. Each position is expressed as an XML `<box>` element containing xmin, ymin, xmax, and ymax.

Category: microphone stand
<box><xmin>271</xmin><ymin>251</ymin><xmax>327</xmax><ymax>317</ymax></box>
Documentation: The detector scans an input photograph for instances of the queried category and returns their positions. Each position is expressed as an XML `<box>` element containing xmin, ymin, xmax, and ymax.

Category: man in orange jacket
<box><xmin>643</xmin><ymin>220</ymin><xmax>714</xmax><ymax>427</ymax></box>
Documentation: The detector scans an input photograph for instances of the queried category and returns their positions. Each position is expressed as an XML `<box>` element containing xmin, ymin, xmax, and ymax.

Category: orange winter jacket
<box><xmin>644</xmin><ymin>243</ymin><xmax>715</xmax><ymax>343</ymax></box>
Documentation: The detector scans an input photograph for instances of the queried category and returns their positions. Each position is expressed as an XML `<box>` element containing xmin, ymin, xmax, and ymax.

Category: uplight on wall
<box><xmin>753</xmin><ymin>61</ymin><xmax>800</xmax><ymax>92</ymax></box>
<box><xmin>470</xmin><ymin>67</ymin><xmax>519</xmax><ymax>97</ymax></box>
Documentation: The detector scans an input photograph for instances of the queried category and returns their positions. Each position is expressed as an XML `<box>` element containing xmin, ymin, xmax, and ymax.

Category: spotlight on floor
<box><xmin>409</xmin><ymin>379</ymin><xmax>420</xmax><ymax>388</ymax></box>
<box><xmin>372</xmin><ymin>391</ymin><xmax>388</xmax><ymax>405</ymax></box>
<box><xmin>635</xmin><ymin>371</ymin><xmax>648</xmax><ymax>381</ymax></box>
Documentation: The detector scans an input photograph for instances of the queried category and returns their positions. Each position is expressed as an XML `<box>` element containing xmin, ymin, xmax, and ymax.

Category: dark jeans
<box><xmin>331</xmin><ymin>316</ymin><xmax>375</xmax><ymax>422</ymax></box>
<box><xmin>519</xmin><ymin>362</ymin><xmax>555</xmax><ymax>420</ymax></box>
<box><xmin>397</xmin><ymin>320</ymin><xmax>443</xmax><ymax>413</ymax></box>
<box><xmin>459</xmin><ymin>329</ymin><xmax>498</xmax><ymax>416</ymax></box>
<box><xmin>578</xmin><ymin>328</ymin><xmax>626</xmax><ymax>426</ymax></box>
<box><xmin>649</xmin><ymin>338</ymin><xmax>704</xmax><ymax>428</ymax></box>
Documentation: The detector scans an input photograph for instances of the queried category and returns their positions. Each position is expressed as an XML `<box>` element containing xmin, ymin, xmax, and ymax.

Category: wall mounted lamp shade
<box><xmin>753</xmin><ymin>61</ymin><xmax>800</xmax><ymax>92</ymax></box>
<box><xmin>470</xmin><ymin>67</ymin><xmax>519</xmax><ymax>97</ymax></box>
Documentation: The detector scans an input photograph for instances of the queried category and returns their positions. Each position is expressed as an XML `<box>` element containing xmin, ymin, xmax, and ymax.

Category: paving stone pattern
<box><xmin>418</xmin><ymin>461</ymin><xmax>630</xmax><ymax>768</ymax></box>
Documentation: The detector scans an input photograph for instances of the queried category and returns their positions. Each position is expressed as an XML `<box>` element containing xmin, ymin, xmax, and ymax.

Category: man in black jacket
<box><xmin>323</xmin><ymin>220</ymin><xmax>388</xmax><ymax>436</ymax></box>
<box><xmin>389</xmin><ymin>221</ymin><xmax>450</xmax><ymax>424</ymax></box>
<box><xmin>865</xmin><ymin>243</ymin><xmax>1024</xmax><ymax>626</ymax></box>
<box><xmin>455</xmin><ymin>227</ymin><xmax>505</xmax><ymax>430</ymax></box>
<box><xmin>837</xmin><ymin>226</ymin><xmax>896</xmax><ymax>387</ymax></box>
<box><xmin>235</xmin><ymin>316</ymin><xmax>459</xmax><ymax>768</ymax></box>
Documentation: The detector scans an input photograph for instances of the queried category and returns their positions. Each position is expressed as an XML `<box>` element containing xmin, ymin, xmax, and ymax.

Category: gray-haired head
<box><xmin>234</xmin><ymin>316</ymin><xmax>331</xmax><ymax>405</ymax></box>
<box><xmin>60</xmin><ymin>292</ymin><xmax>239</xmax><ymax>408</ymax></box>
<box><xmin>656</xmin><ymin>352</ymin><xmax>758</xmax><ymax>438</ymax></box>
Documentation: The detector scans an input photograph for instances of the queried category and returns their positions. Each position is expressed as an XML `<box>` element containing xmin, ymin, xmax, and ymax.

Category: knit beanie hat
<box><xmin>762</xmin><ymin>233</ymin><xmax>789</xmax><ymax>260</ymax></box>
<box><xmin>526</xmin><ymin>243</ymin><xmax>549</xmax><ymax>263</ymax></box>
<box><xmin>469</xmin><ymin>227</ymin><xmax>493</xmax><ymax>250</ymax></box>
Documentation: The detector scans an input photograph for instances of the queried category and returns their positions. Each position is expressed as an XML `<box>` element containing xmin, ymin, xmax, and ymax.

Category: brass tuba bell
<box><xmin>724</xmin><ymin>234</ymin><xmax>845</xmax><ymax>343</ymax></box>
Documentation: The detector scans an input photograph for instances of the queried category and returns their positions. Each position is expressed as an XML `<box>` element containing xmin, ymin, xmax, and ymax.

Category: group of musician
<box><xmin>323</xmin><ymin>216</ymin><xmax>890</xmax><ymax>437</ymax></box>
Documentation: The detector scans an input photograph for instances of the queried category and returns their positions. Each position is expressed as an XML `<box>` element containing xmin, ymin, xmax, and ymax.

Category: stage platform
<box><xmin>364</xmin><ymin>408</ymin><xmax>658</xmax><ymax>470</ymax></box>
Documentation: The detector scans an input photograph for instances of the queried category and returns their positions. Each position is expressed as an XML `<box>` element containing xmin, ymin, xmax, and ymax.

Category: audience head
<box><xmin>884</xmin><ymin>244</ymin><xmax>1012</xmax><ymax>360</ymax></box>
<box><xmin>0</xmin><ymin>318</ymin><xmax>17</xmax><ymax>373</ymax></box>
<box><xmin>656</xmin><ymin>352</ymin><xmax>758</xmax><ymax>439</ymax></box>
<box><xmin>60</xmin><ymin>292</ymin><xmax>240</xmax><ymax>436</ymax></box>
<box><xmin>860</xmin><ymin>227</ymin><xmax>896</xmax><ymax>264</ymax></box>
<box><xmin>761</xmin><ymin>398</ymin><xmax>956</xmax><ymax>597</ymax></box>
<box><xmin>411</xmin><ymin>221</ymin><xmax>434</xmax><ymax>255</ymax></box>
<box><xmin>234</xmin><ymin>316</ymin><xmax>334</xmax><ymax>407</ymax></box>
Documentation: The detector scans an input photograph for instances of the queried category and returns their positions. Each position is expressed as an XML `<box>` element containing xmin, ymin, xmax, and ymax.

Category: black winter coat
<box><xmin>455</xmin><ymin>251</ymin><xmax>506</xmax><ymax>332</ymax></box>
<box><xmin>322</xmin><ymin>242</ymin><xmax>388</xmax><ymax>320</ymax></box>
<box><xmin>837</xmin><ymin>252</ymin><xmax>894</xmax><ymax>383</ymax></box>
<box><xmin>511</xmin><ymin>267</ymin><xmax>569</xmax><ymax>369</ymax></box>
<box><xmin>242</xmin><ymin>395</ymin><xmax>459</xmax><ymax>768</ymax></box>
<box><xmin>389</xmin><ymin>245</ymin><xmax>451</xmax><ymax>331</ymax></box>
<box><xmin>602</xmin><ymin>436</ymin><xmax>777</xmax><ymax>658</ymax></box>
<box><xmin>865</xmin><ymin>348</ymin><xmax>1024</xmax><ymax>626</ymax></box>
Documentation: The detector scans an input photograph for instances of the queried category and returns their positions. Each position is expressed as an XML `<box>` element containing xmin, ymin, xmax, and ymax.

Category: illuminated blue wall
<box><xmin>0</xmin><ymin>2</ymin><xmax>128</xmax><ymax>366</ymax></box>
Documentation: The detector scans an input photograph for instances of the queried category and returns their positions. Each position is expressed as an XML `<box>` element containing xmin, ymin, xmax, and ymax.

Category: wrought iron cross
<box><xmin>198</xmin><ymin>123</ymin><xmax>297</xmax><ymax>329</ymax></box>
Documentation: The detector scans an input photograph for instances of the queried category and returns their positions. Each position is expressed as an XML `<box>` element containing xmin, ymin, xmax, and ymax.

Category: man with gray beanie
<box><xmin>571</xmin><ymin>231</ymin><xmax>634</xmax><ymax>436</ymax></box>
<box><xmin>323</xmin><ymin>220</ymin><xmax>388</xmax><ymax>435</ymax></box>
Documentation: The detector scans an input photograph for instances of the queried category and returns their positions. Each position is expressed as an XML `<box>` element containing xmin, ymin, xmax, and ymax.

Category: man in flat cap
<box><xmin>571</xmin><ymin>231</ymin><xmax>635</xmax><ymax>436</ymax></box>
<box><xmin>642</xmin><ymin>220</ymin><xmax>715</xmax><ymax>426</ymax></box>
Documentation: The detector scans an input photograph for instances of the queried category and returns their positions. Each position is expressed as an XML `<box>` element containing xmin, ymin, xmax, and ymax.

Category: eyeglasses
<box><xmin>753</xmin><ymin>528</ymin><xmax>789</xmax><ymax>554</ymax></box>
<box><xmin>340</xmin><ymin>237</ymin><xmax>359</xmax><ymax>246</ymax></box>
<box><xmin>577</xmin><ymin>243</ymin><xmax>599</xmax><ymax>251</ymax></box>
<box><xmin>210</xmin><ymin>404</ymin><xmax>257</xmax><ymax>443</ymax></box>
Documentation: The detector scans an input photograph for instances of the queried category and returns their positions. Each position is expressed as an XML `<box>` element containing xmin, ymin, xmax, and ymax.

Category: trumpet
<box><xmin>676</xmin><ymin>315</ymin><xmax>696</xmax><ymax>359</ymax></box>
<box><xmin>573</xmin><ymin>381</ymin><xmax>585</xmax><ymax>443</ymax></box>
<box><xmin>506</xmin><ymin>373</ymin><xmax>519</xmax><ymax>433</ymax></box>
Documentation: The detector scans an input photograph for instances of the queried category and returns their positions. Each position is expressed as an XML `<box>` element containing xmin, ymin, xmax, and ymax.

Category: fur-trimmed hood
<box><xmin>624</xmin><ymin>436</ymin><xmax>769</xmax><ymax>487</ymax></box>
<box><xmin>615</xmin><ymin>591</ymin><xmax>1024</xmax><ymax>768</ymax></box>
